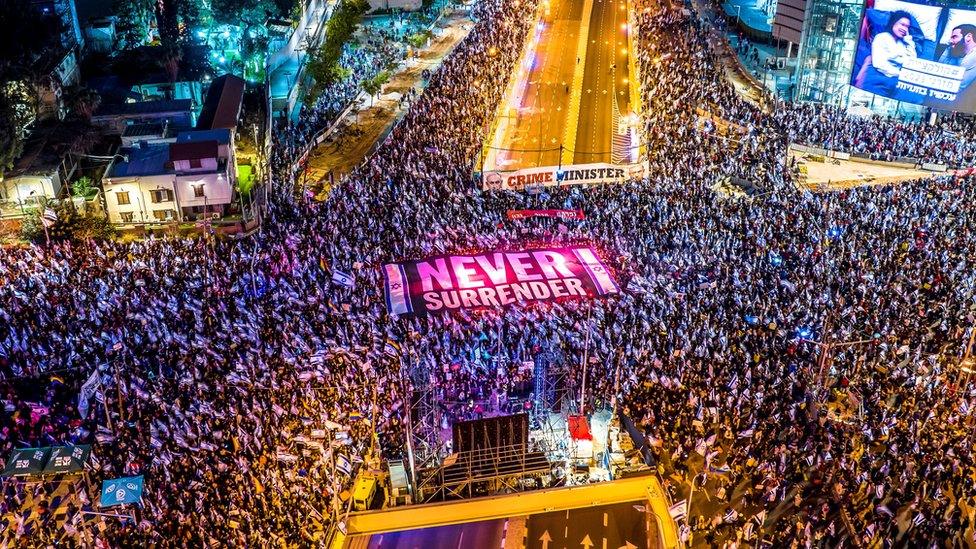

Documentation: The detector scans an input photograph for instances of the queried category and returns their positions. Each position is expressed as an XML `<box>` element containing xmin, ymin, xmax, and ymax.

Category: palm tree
<box><xmin>64</xmin><ymin>86</ymin><xmax>102</xmax><ymax>121</ymax></box>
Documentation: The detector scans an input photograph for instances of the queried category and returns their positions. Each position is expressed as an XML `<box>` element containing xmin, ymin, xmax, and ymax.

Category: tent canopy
<box><xmin>2</xmin><ymin>448</ymin><xmax>51</xmax><ymax>477</ymax></box>
<box><xmin>43</xmin><ymin>445</ymin><xmax>91</xmax><ymax>475</ymax></box>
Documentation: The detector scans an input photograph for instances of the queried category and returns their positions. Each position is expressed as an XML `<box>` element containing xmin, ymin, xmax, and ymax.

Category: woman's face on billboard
<box><xmin>892</xmin><ymin>17</ymin><xmax>911</xmax><ymax>40</ymax></box>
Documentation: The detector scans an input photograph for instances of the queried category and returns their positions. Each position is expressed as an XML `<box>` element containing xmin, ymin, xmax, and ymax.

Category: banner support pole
<box><xmin>579</xmin><ymin>301</ymin><xmax>593</xmax><ymax>413</ymax></box>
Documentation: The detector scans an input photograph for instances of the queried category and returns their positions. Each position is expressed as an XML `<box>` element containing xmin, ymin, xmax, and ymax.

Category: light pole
<box><xmin>956</xmin><ymin>327</ymin><xmax>976</xmax><ymax>387</ymax></box>
<box><xmin>578</xmin><ymin>301</ymin><xmax>593</xmax><ymax>413</ymax></box>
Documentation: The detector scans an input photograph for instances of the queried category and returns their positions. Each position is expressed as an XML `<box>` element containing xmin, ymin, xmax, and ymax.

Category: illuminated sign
<box><xmin>382</xmin><ymin>247</ymin><xmax>618</xmax><ymax>315</ymax></box>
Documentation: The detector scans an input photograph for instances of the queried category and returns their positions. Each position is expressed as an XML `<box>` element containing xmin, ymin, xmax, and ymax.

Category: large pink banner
<box><xmin>383</xmin><ymin>246</ymin><xmax>618</xmax><ymax>315</ymax></box>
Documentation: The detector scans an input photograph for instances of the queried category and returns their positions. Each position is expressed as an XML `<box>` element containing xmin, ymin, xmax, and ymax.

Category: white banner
<box><xmin>483</xmin><ymin>162</ymin><xmax>647</xmax><ymax>191</ymax></box>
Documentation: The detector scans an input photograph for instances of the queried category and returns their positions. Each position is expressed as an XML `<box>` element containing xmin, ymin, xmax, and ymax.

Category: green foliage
<box><xmin>373</xmin><ymin>69</ymin><xmax>391</xmax><ymax>87</ymax></box>
<box><xmin>155</xmin><ymin>0</ymin><xmax>181</xmax><ymax>47</ymax></box>
<box><xmin>19</xmin><ymin>209</ymin><xmax>43</xmax><ymax>242</ymax></box>
<box><xmin>406</xmin><ymin>31</ymin><xmax>431</xmax><ymax>49</ymax></box>
<box><xmin>20</xmin><ymin>201</ymin><xmax>116</xmax><ymax>243</ymax></box>
<box><xmin>0</xmin><ymin>91</ymin><xmax>30</xmax><ymax>174</ymax></box>
<box><xmin>0</xmin><ymin>0</ymin><xmax>63</xmax><ymax>81</ymax></box>
<box><xmin>210</xmin><ymin>0</ymin><xmax>275</xmax><ymax>26</ymax></box>
<box><xmin>362</xmin><ymin>70</ymin><xmax>391</xmax><ymax>97</ymax></box>
<box><xmin>289</xmin><ymin>0</ymin><xmax>303</xmax><ymax>24</ymax></box>
<box><xmin>237</xmin><ymin>165</ymin><xmax>256</xmax><ymax>196</ymax></box>
<box><xmin>71</xmin><ymin>177</ymin><xmax>98</xmax><ymax>199</ymax></box>
<box><xmin>305</xmin><ymin>0</ymin><xmax>368</xmax><ymax>103</ymax></box>
<box><xmin>0</xmin><ymin>0</ymin><xmax>62</xmax><ymax>176</ymax></box>
<box><xmin>63</xmin><ymin>86</ymin><xmax>102</xmax><ymax>121</ymax></box>
<box><xmin>331</xmin><ymin>65</ymin><xmax>353</xmax><ymax>82</ymax></box>
<box><xmin>175</xmin><ymin>0</ymin><xmax>202</xmax><ymax>31</ymax></box>
<box><xmin>362</xmin><ymin>76</ymin><xmax>382</xmax><ymax>98</ymax></box>
<box><xmin>113</xmin><ymin>0</ymin><xmax>152</xmax><ymax>49</ymax></box>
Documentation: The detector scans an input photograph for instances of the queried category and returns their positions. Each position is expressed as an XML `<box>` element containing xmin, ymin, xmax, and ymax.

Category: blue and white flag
<box><xmin>336</xmin><ymin>454</ymin><xmax>352</xmax><ymax>475</ymax></box>
<box><xmin>332</xmin><ymin>271</ymin><xmax>354</xmax><ymax>288</ymax></box>
<box><xmin>78</xmin><ymin>368</ymin><xmax>101</xmax><ymax>419</ymax></box>
<box><xmin>668</xmin><ymin>499</ymin><xmax>687</xmax><ymax>521</ymax></box>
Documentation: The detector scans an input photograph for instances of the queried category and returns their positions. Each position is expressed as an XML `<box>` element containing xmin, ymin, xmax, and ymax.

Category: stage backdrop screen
<box><xmin>382</xmin><ymin>246</ymin><xmax>619</xmax><ymax>315</ymax></box>
<box><xmin>850</xmin><ymin>0</ymin><xmax>976</xmax><ymax>112</ymax></box>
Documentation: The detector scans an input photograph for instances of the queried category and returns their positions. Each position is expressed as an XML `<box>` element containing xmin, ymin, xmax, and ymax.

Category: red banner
<box><xmin>382</xmin><ymin>246</ymin><xmax>618</xmax><ymax>315</ymax></box>
<box><xmin>506</xmin><ymin>209</ymin><xmax>585</xmax><ymax>221</ymax></box>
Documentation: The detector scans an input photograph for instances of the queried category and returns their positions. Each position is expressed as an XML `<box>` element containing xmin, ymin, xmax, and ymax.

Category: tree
<box><xmin>155</xmin><ymin>0</ymin><xmax>181</xmax><ymax>48</ymax></box>
<box><xmin>71</xmin><ymin>177</ymin><xmax>98</xmax><ymax>199</ymax></box>
<box><xmin>0</xmin><ymin>87</ymin><xmax>34</xmax><ymax>173</ymax></box>
<box><xmin>407</xmin><ymin>31</ymin><xmax>430</xmax><ymax>50</ymax></box>
<box><xmin>63</xmin><ymin>86</ymin><xmax>102</xmax><ymax>121</ymax></box>
<box><xmin>160</xmin><ymin>46</ymin><xmax>183</xmax><ymax>82</ymax></box>
<box><xmin>112</xmin><ymin>0</ymin><xmax>152</xmax><ymax>49</ymax></box>
<box><xmin>210</xmin><ymin>0</ymin><xmax>274</xmax><ymax>26</ymax></box>
<box><xmin>362</xmin><ymin>70</ymin><xmax>391</xmax><ymax>107</ymax></box>
<box><xmin>20</xmin><ymin>200</ymin><xmax>115</xmax><ymax>243</ymax></box>
<box><xmin>305</xmin><ymin>0</ymin><xmax>368</xmax><ymax>103</ymax></box>
<box><xmin>0</xmin><ymin>0</ymin><xmax>62</xmax><ymax>175</ymax></box>
<box><xmin>0</xmin><ymin>0</ymin><xmax>63</xmax><ymax>81</ymax></box>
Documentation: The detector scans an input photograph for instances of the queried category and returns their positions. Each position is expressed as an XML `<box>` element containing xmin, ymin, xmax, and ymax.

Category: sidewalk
<box><xmin>726</xmin><ymin>34</ymin><xmax>793</xmax><ymax>97</ymax></box>
<box><xmin>302</xmin><ymin>9</ymin><xmax>474</xmax><ymax>198</ymax></box>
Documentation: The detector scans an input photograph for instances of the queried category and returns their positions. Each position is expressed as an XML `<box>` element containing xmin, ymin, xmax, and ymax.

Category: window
<box><xmin>116</xmin><ymin>191</ymin><xmax>130</xmax><ymax>205</ymax></box>
<box><xmin>189</xmin><ymin>158</ymin><xmax>202</xmax><ymax>169</ymax></box>
<box><xmin>194</xmin><ymin>185</ymin><xmax>205</xmax><ymax>198</ymax></box>
<box><xmin>120</xmin><ymin>212</ymin><xmax>134</xmax><ymax>223</ymax></box>
<box><xmin>153</xmin><ymin>209</ymin><xmax>173</xmax><ymax>221</ymax></box>
<box><xmin>150</xmin><ymin>189</ymin><xmax>173</xmax><ymax>203</ymax></box>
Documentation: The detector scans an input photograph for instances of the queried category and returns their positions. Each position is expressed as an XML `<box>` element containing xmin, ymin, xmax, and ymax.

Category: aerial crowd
<box><xmin>1</xmin><ymin>0</ymin><xmax>976</xmax><ymax>546</ymax></box>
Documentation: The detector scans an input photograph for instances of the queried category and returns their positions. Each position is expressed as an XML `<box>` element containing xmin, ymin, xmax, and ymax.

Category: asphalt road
<box><xmin>573</xmin><ymin>0</ymin><xmax>632</xmax><ymax>165</ymax></box>
<box><xmin>492</xmin><ymin>0</ymin><xmax>634</xmax><ymax>171</ymax></box>
<box><xmin>363</xmin><ymin>519</ymin><xmax>506</xmax><ymax>549</ymax></box>
<box><xmin>525</xmin><ymin>502</ymin><xmax>648</xmax><ymax>549</ymax></box>
<box><xmin>497</xmin><ymin>0</ymin><xmax>582</xmax><ymax>169</ymax></box>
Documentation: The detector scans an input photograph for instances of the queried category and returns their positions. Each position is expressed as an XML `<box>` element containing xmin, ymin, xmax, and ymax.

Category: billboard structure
<box><xmin>382</xmin><ymin>247</ymin><xmax>619</xmax><ymax>315</ymax></box>
<box><xmin>482</xmin><ymin>162</ymin><xmax>647</xmax><ymax>192</ymax></box>
<box><xmin>851</xmin><ymin>0</ymin><xmax>976</xmax><ymax>112</ymax></box>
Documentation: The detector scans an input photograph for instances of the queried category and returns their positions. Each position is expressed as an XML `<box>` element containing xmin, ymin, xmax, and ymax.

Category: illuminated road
<box><xmin>359</xmin><ymin>520</ymin><xmax>505</xmax><ymax>549</ymax></box>
<box><xmin>574</xmin><ymin>0</ymin><xmax>632</xmax><ymax>164</ymax></box>
<box><xmin>487</xmin><ymin>0</ymin><xmax>636</xmax><ymax>171</ymax></box>
<box><xmin>492</xmin><ymin>0</ymin><xmax>583</xmax><ymax>170</ymax></box>
<box><xmin>526</xmin><ymin>502</ymin><xmax>648</xmax><ymax>549</ymax></box>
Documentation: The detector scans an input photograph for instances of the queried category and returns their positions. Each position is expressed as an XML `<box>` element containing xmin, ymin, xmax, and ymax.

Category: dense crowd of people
<box><xmin>3</xmin><ymin>0</ymin><xmax>976</xmax><ymax>546</ymax></box>
<box><xmin>280</xmin><ymin>3</ymin><xmax>455</xmax><ymax>162</ymax></box>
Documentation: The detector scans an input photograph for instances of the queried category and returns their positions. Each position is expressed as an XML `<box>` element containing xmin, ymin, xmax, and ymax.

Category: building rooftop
<box><xmin>169</xmin><ymin>141</ymin><xmax>218</xmax><ymax>162</ymax></box>
<box><xmin>122</xmin><ymin>122</ymin><xmax>166</xmax><ymax>139</ymax></box>
<box><xmin>196</xmin><ymin>74</ymin><xmax>245</xmax><ymax>131</ymax></box>
<box><xmin>176</xmin><ymin>128</ymin><xmax>231</xmax><ymax>145</ymax></box>
<box><xmin>107</xmin><ymin>143</ymin><xmax>170</xmax><ymax>179</ymax></box>
<box><xmin>94</xmin><ymin>99</ymin><xmax>193</xmax><ymax>118</ymax></box>
<box><xmin>4</xmin><ymin>121</ymin><xmax>98</xmax><ymax>179</ymax></box>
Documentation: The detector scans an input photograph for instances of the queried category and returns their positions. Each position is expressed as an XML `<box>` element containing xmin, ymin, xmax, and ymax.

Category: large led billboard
<box><xmin>851</xmin><ymin>0</ymin><xmax>976</xmax><ymax>112</ymax></box>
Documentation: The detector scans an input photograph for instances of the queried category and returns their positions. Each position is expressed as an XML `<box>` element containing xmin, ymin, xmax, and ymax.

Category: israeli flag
<box><xmin>332</xmin><ymin>270</ymin><xmax>354</xmax><ymax>288</ymax></box>
<box><xmin>383</xmin><ymin>263</ymin><xmax>412</xmax><ymax>315</ymax></box>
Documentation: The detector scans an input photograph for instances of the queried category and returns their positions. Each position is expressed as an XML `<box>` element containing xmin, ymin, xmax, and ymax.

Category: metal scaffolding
<box><xmin>415</xmin><ymin>444</ymin><xmax>552</xmax><ymax>502</ymax></box>
<box><xmin>404</xmin><ymin>351</ymin><xmax>442</xmax><ymax>472</ymax></box>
